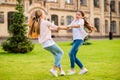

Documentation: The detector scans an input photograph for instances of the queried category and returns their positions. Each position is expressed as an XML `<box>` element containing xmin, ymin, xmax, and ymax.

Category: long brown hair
<box><xmin>28</xmin><ymin>10</ymin><xmax>43</xmax><ymax>36</ymax></box>
<box><xmin>77</xmin><ymin>11</ymin><xmax>93</xmax><ymax>33</ymax></box>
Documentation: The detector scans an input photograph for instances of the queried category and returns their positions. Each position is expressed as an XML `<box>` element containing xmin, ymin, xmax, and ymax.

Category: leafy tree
<box><xmin>2</xmin><ymin>0</ymin><xmax>34</xmax><ymax>53</ymax></box>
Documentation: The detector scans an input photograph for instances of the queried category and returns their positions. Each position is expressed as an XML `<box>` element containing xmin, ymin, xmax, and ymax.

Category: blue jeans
<box><xmin>69</xmin><ymin>39</ymin><xmax>84</xmax><ymax>69</ymax></box>
<box><xmin>44</xmin><ymin>44</ymin><xmax>63</xmax><ymax>68</ymax></box>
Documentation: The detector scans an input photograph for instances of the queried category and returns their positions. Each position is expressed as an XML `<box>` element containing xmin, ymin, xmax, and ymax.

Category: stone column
<box><xmin>100</xmin><ymin>0</ymin><xmax>105</xmax><ymax>36</ymax></box>
<box><xmin>4</xmin><ymin>11</ymin><xmax>9</xmax><ymax>36</ymax></box>
<box><xmin>89</xmin><ymin>0</ymin><xmax>94</xmax><ymax>26</ymax></box>
<box><xmin>116</xmin><ymin>0</ymin><xmax>119</xmax><ymax>16</ymax></box>
<box><xmin>116</xmin><ymin>0</ymin><xmax>119</xmax><ymax>35</ymax></box>
<box><xmin>59</xmin><ymin>0</ymin><xmax>65</xmax><ymax>9</ymax></box>
<box><xmin>24</xmin><ymin>0</ymin><xmax>29</xmax><ymax>15</ymax></box>
<box><xmin>89</xmin><ymin>0</ymin><xmax>94</xmax><ymax>36</ymax></box>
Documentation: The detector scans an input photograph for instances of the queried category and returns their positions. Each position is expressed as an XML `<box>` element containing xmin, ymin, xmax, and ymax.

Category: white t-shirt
<box><xmin>38</xmin><ymin>19</ymin><xmax>58</xmax><ymax>48</ymax></box>
<box><xmin>69</xmin><ymin>19</ymin><xmax>88</xmax><ymax>40</ymax></box>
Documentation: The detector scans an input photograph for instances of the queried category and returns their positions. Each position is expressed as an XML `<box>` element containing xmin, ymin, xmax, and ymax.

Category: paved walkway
<box><xmin>0</xmin><ymin>37</ymin><xmax>120</xmax><ymax>45</ymax></box>
<box><xmin>0</xmin><ymin>37</ymin><xmax>72</xmax><ymax>45</ymax></box>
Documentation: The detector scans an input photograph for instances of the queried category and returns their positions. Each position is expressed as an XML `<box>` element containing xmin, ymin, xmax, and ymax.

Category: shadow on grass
<box><xmin>70</xmin><ymin>42</ymin><xmax>92</xmax><ymax>46</ymax></box>
<box><xmin>0</xmin><ymin>51</ymin><xmax>15</xmax><ymax>56</ymax></box>
<box><xmin>0</xmin><ymin>51</ymin><xmax>29</xmax><ymax>55</ymax></box>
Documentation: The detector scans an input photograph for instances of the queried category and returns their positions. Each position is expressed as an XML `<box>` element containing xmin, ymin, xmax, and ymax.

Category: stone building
<box><xmin>0</xmin><ymin>0</ymin><xmax>120</xmax><ymax>38</ymax></box>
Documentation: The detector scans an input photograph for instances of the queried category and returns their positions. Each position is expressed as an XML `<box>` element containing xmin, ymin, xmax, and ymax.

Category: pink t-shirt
<box><xmin>38</xmin><ymin>19</ymin><xmax>58</xmax><ymax>46</ymax></box>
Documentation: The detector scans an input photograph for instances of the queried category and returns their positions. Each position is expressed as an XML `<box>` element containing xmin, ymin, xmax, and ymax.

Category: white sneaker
<box><xmin>68</xmin><ymin>70</ymin><xmax>76</xmax><ymax>75</ymax></box>
<box><xmin>50</xmin><ymin>69</ymin><xmax>58</xmax><ymax>77</ymax></box>
<box><xmin>60</xmin><ymin>70</ymin><xmax>66</xmax><ymax>76</ymax></box>
<box><xmin>79</xmin><ymin>68</ymin><xmax>88</xmax><ymax>74</ymax></box>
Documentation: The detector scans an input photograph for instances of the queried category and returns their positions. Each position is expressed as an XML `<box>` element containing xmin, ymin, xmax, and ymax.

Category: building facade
<box><xmin>0</xmin><ymin>0</ymin><xmax>120</xmax><ymax>38</ymax></box>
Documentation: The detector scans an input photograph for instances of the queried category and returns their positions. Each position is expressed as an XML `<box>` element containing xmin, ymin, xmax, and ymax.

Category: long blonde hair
<box><xmin>28</xmin><ymin>10</ymin><xmax>43</xmax><ymax>37</ymax></box>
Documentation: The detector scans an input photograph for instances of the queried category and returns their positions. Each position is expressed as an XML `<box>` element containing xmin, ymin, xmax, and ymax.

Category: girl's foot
<box><xmin>60</xmin><ymin>70</ymin><xmax>66</xmax><ymax>76</ymax></box>
<box><xmin>68</xmin><ymin>69</ymin><xmax>76</xmax><ymax>75</ymax></box>
<box><xmin>59</xmin><ymin>67</ymin><xmax>66</xmax><ymax>76</ymax></box>
<box><xmin>50</xmin><ymin>68</ymin><xmax>58</xmax><ymax>77</ymax></box>
<box><xmin>79</xmin><ymin>68</ymin><xmax>88</xmax><ymax>74</ymax></box>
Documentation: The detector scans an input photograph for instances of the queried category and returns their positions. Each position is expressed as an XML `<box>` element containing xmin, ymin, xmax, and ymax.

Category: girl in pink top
<box><xmin>29</xmin><ymin>10</ymin><xmax>68</xmax><ymax>77</ymax></box>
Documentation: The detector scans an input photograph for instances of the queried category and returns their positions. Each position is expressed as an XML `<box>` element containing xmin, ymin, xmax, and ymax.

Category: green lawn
<box><xmin>0</xmin><ymin>39</ymin><xmax>120</xmax><ymax>80</ymax></box>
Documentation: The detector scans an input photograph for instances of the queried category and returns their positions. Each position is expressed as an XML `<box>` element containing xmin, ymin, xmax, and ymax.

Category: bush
<box><xmin>83</xmin><ymin>36</ymin><xmax>92</xmax><ymax>45</ymax></box>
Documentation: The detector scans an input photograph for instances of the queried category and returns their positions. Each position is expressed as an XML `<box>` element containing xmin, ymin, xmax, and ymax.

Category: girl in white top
<box><xmin>67</xmin><ymin>11</ymin><xmax>94</xmax><ymax>75</ymax></box>
<box><xmin>28</xmin><ymin>10</ymin><xmax>69</xmax><ymax>77</ymax></box>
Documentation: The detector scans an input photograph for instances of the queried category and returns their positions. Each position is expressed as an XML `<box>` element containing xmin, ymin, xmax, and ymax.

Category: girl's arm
<box><xmin>67</xmin><ymin>25</ymin><xmax>80</xmax><ymax>28</ymax></box>
<box><xmin>58</xmin><ymin>25</ymin><xmax>80</xmax><ymax>30</ymax></box>
<box><xmin>57</xmin><ymin>26</ymin><xmax>69</xmax><ymax>30</ymax></box>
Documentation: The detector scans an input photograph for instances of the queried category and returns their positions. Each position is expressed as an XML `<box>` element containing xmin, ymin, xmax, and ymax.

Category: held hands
<box><xmin>58</xmin><ymin>26</ymin><xmax>70</xmax><ymax>30</ymax></box>
<box><xmin>58</xmin><ymin>25</ymin><xmax>80</xmax><ymax>30</ymax></box>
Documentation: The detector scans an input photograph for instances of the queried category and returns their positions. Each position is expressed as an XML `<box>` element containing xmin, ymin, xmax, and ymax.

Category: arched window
<box><xmin>105</xmin><ymin>20</ymin><xmax>108</xmax><ymax>33</ymax></box>
<box><xmin>8</xmin><ymin>12</ymin><xmax>14</xmax><ymax>31</ymax></box>
<box><xmin>111</xmin><ymin>21</ymin><xmax>116</xmax><ymax>33</ymax></box>
<box><xmin>94</xmin><ymin>18</ymin><xmax>100</xmax><ymax>32</ymax></box>
<box><xmin>94</xmin><ymin>0</ymin><xmax>100</xmax><ymax>7</ymax></box>
<box><xmin>66</xmin><ymin>16</ymin><xmax>74</xmax><ymax>32</ymax></box>
<box><xmin>80</xmin><ymin>0</ymin><xmax>86</xmax><ymax>6</ymax></box>
<box><xmin>51</xmin><ymin>15</ymin><xmax>58</xmax><ymax>25</ymax></box>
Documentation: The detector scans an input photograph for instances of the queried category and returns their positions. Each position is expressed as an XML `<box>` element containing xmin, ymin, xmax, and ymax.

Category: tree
<box><xmin>2</xmin><ymin>0</ymin><xmax>34</xmax><ymax>53</ymax></box>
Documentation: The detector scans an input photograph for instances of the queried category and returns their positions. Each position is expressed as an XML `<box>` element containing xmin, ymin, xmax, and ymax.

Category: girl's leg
<box><xmin>74</xmin><ymin>49</ymin><xmax>84</xmax><ymax>69</ymax></box>
<box><xmin>44</xmin><ymin>44</ymin><xmax>63</xmax><ymax>68</ymax></box>
<box><xmin>74</xmin><ymin>39</ymin><xmax>84</xmax><ymax>69</ymax></box>
<box><xmin>68</xmin><ymin>40</ymin><xmax>82</xmax><ymax>75</ymax></box>
<box><xmin>45</xmin><ymin>44</ymin><xmax>65</xmax><ymax>76</ymax></box>
<box><xmin>69</xmin><ymin>40</ymin><xmax>82</xmax><ymax>69</ymax></box>
<box><xmin>50</xmin><ymin>44</ymin><xmax>65</xmax><ymax>75</ymax></box>
<box><xmin>73</xmin><ymin>40</ymin><xmax>88</xmax><ymax>74</ymax></box>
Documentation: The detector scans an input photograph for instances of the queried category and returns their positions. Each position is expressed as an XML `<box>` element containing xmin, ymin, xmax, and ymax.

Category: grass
<box><xmin>0</xmin><ymin>39</ymin><xmax>120</xmax><ymax>80</ymax></box>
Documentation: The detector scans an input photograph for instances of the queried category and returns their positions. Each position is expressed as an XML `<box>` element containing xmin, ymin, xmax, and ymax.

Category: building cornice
<box><xmin>0</xmin><ymin>3</ymin><xmax>16</xmax><ymax>6</ymax></box>
<box><xmin>50</xmin><ymin>8</ymin><xmax>90</xmax><ymax>13</ymax></box>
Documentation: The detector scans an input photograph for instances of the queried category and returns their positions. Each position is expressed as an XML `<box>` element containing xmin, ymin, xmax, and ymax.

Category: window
<box><xmin>51</xmin><ymin>15</ymin><xmax>58</xmax><ymax>25</ymax></box>
<box><xmin>8</xmin><ymin>12</ymin><xmax>14</xmax><ymax>31</ymax></box>
<box><xmin>0</xmin><ymin>12</ymin><xmax>4</xmax><ymax>23</ymax></box>
<box><xmin>61</xmin><ymin>16</ymin><xmax>64</xmax><ymax>25</ymax></box>
<box><xmin>80</xmin><ymin>0</ymin><xmax>86</xmax><ymax>6</ymax></box>
<box><xmin>111</xmin><ymin>21</ymin><xmax>116</xmax><ymax>33</ymax></box>
<box><xmin>94</xmin><ymin>18</ymin><xmax>100</xmax><ymax>32</ymax></box>
<box><xmin>105</xmin><ymin>20</ymin><xmax>108</xmax><ymax>33</ymax></box>
<box><xmin>29</xmin><ymin>0</ymin><xmax>32</xmax><ymax>5</ymax></box>
<box><xmin>66</xmin><ymin>0</ymin><xmax>73</xmax><ymax>4</ymax></box>
<box><xmin>110</xmin><ymin>1</ymin><xmax>115</xmax><ymax>12</ymax></box>
<box><xmin>94</xmin><ymin>0</ymin><xmax>100</xmax><ymax>7</ymax></box>
<box><xmin>66</xmin><ymin>16</ymin><xmax>74</xmax><ymax>25</ymax></box>
<box><xmin>104</xmin><ymin>0</ymin><xmax>108</xmax><ymax>11</ymax></box>
<box><xmin>66</xmin><ymin>16</ymin><xmax>74</xmax><ymax>32</ymax></box>
<box><xmin>48</xmin><ymin>0</ymin><xmax>57</xmax><ymax>2</ymax></box>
